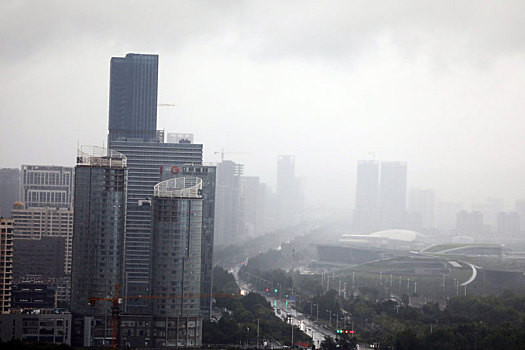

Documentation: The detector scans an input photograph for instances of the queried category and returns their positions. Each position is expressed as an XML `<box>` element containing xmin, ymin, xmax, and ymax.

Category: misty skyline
<box><xmin>1</xmin><ymin>1</ymin><xmax>524</xmax><ymax>210</ymax></box>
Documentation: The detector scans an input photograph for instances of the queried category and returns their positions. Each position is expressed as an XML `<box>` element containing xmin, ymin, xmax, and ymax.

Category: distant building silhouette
<box><xmin>353</xmin><ymin>160</ymin><xmax>380</xmax><ymax>233</ymax></box>
<box><xmin>215</xmin><ymin>160</ymin><xmax>243</xmax><ymax>245</ymax></box>
<box><xmin>457</xmin><ymin>210</ymin><xmax>484</xmax><ymax>234</ymax></box>
<box><xmin>379</xmin><ymin>161</ymin><xmax>407</xmax><ymax>229</ymax></box>
<box><xmin>276</xmin><ymin>155</ymin><xmax>303</xmax><ymax>226</ymax></box>
<box><xmin>408</xmin><ymin>188</ymin><xmax>435</xmax><ymax>229</ymax></box>
<box><xmin>353</xmin><ymin>160</ymin><xmax>407</xmax><ymax>232</ymax></box>
<box><xmin>497</xmin><ymin>212</ymin><xmax>520</xmax><ymax>235</ymax></box>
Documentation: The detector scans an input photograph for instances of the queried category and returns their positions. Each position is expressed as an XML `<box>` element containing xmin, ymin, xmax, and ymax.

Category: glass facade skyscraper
<box><xmin>108</xmin><ymin>140</ymin><xmax>203</xmax><ymax>314</ymax></box>
<box><xmin>160</xmin><ymin>164</ymin><xmax>216</xmax><ymax>317</ymax></box>
<box><xmin>70</xmin><ymin>146</ymin><xmax>127</xmax><ymax>347</ymax></box>
<box><xmin>108</xmin><ymin>54</ymin><xmax>159</xmax><ymax>142</ymax></box>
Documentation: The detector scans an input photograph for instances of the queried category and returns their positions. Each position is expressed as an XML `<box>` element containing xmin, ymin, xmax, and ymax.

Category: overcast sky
<box><xmin>1</xmin><ymin>0</ymin><xmax>524</xmax><ymax>210</ymax></box>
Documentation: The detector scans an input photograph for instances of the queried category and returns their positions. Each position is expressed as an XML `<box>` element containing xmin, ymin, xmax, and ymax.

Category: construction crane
<box><xmin>214</xmin><ymin>148</ymin><xmax>249</xmax><ymax>162</ymax></box>
<box><xmin>89</xmin><ymin>286</ymin><xmax>239</xmax><ymax>349</ymax></box>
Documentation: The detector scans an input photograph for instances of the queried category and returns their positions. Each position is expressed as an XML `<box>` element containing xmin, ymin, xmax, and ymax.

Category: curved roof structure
<box><xmin>154</xmin><ymin>176</ymin><xmax>202</xmax><ymax>198</ymax></box>
<box><xmin>342</xmin><ymin>229</ymin><xmax>424</xmax><ymax>242</ymax></box>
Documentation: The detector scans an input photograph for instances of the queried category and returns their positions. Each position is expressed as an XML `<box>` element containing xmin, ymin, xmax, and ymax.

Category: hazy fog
<box><xmin>1</xmin><ymin>0</ymin><xmax>524</xmax><ymax>211</ymax></box>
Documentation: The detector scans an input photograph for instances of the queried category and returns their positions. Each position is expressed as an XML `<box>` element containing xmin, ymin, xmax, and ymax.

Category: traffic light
<box><xmin>274</xmin><ymin>288</ymin><xmax>278</xmax><ymax>293</ymax></box>
<box><xmin>337</xmin><ymin>329</ymin><xmax>353</xmax><ymax>334</ymax></box>
<box><xmin>266</xmin><ymin>288</ymin><xmax>269</xmax><ymax>292</ymax></box>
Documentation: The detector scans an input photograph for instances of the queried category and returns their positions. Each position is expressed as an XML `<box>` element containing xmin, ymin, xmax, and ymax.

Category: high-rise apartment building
<box><xmin>457</xmin><ymin>211</ymin><xmax>484</xmax><ymax>235</ymax></box>
<box><xmin>108</xmin><ymin>53</ymin><xmax>159</xmax><ymax>142</ymax></box>
<box><xmin>0</xmin><ymin>219</ymin><xmax>14</xmax><ymax>314</ymax></box>
<box><xmin>149</xmin><ymin>177</ymin><xmax>203</xmax><ymax>347</ymax></box>
<box><xmin>276</xmin><ymin>155</ymin><xmax>303</xmax><ymax>226</ymax></box>
<box><xmin>20</xmin><ymin>165</ymin><xmax>74</xmax><ymax>210</ymax></box>
<box><xmin>241</xmin><ymin>176</ymin><xmax>266</xmax><ymax>237</ymax></box>
<box><xmin>12</xmin><ymin>203</ymin><xmax>73</xmax><ymax>275</ymax></box>
<box><xmin>379</xmin><ymin>161</ymin><xmax>407</xmax><ymax>229</ymax></box>
<box><xmin>0</xmin><ymin>168</ymin><xmax>20</xmax><ymax>217</ymax></box>
<box><xmin>70</xmin><ymin>147</ymin><xmax>127</xmax><ymax>347</ymax></box>
<box><xmin>497</xmin><ymin>212</ymin><xmax>520</xmax><ymax>235</ymax></box>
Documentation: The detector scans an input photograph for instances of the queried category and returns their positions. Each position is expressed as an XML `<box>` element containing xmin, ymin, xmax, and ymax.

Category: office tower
<box><xmin>472</xmin><ymin>198</ymin><xmax>504</xmax><ymax>231</ymax></box>
<box><xmin>276</xmin><ymin>155</ymin><xmax>302</xmax><ymax>226</ymax></box>
<box><xmin>0</xmin><ymin>219</ymin><xmax>14</xmax><ymax>314</ymax></box>
<box><xmin>20</xmin><ymin>165</ymin><xmax>74</xmax><ymax>210</ymax></box>
<box><xmin>108</xmin><ymin>140</ymin><xmax>202</xmax><ymax>314</ymax></box>
<box><xmin>408</xmin><ymin>188</ymin><xmax>435</xmax><ymax>229</ymax></box>
<box><xmin>215</xmin><ymin>160</ymin><xmax>243</xmax><ymax>245</ymax></box>
<box><xmin>379</xmin><ymin>161</ymin><xmax>407</xmax><ymax>229</ymax></box>
<box><xmin>12</xmin><ymin>203</ymin><xmax>73</xmax><ymax>275</ymax></box>
<box><xmin>353</xmin><ymin>160</ymin><xmax>380</xmax><ymax>233</ymax></box>
<box><xmin>149</xmin><ymin>177</ymin><xmax>203</xmax><ymax>347</ymax></box>
<box><xmin>107</xmin><ymin>53</ymin><xmax>203</xmax><ymax>314</ymax></box>
<box><xmin>241</xmin><ymin>176</ymin><xmax>266</xmax><ymax>237</ymax></box>
<box><xmin>108</xmin><ymin>53</ymin><xmax>159</xmax><ymax>142</ymax></box>
<box><xmin>160</xmin><ymin>164</ymin><xmax>216</xmax><ymax>318</ymax></box>
<box><xmin>497</xmin><ymin>212</ymin><xmax>520</xmax><ymax>235</ymax></box>
<box><xmin>70</xmin><ymin>147</ymin><xmax>127</xmax><ymax>347</ymax></box>
<box><xmin>457</xmin><ymin>211</ymin><xmax>484</xmax><ymax>235</ymax></box>
<box><xmin>167</xmin><ymin>133</ymin><xmax>194</xmax><ymax>144</ymax></box>
<box><xmin>0</xmin><ymin>168</ymin><xmax>20</xmax><ymax>217</ymax></box>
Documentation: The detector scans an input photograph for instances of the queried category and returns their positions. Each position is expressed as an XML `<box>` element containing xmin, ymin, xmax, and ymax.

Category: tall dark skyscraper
<box><xmin>108</xmin><ymin>53</ymin><xmax>159</xmax><ymax>142</ymax></box>
<box><xmin>107</xmin><ymin>53</ymin><xmax>205</xmax><ymax>315</ymax></box>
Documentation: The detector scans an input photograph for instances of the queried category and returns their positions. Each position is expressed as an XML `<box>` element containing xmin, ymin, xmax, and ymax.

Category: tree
<box><xmin>320</xmin><ymin>336</ymin><xmax>337</xmax><ymax>350</ymax></box>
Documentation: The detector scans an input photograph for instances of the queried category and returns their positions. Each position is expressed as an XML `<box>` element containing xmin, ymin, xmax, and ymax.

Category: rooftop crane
<box><xmin>214</xmin><ymin>148</ymin><xmax>249</xmax><ymax>162</ymax></box>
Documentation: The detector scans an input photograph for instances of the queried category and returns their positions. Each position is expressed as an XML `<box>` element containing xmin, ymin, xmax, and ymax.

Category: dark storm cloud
<box><xmin>0</xmin><ymin>1</ymin><xmax>235</xmax><ymax>63</ymax></box>
<box><xmin>3</xmin><ymin>1</ymin><xmax>525</xmax><ymax>65</ymax></box>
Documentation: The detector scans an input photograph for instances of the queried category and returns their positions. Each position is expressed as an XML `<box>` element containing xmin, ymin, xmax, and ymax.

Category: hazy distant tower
<box><xmin>408</xmin><ymin>188</ymin><xmax>435</xmax><ymax>229</ymax></box>
<box><xmin>379</xmin><ymin>161</ymin><xmax>407</xmax><ymax>229</ymax></box>
<box><xmin>276</xmin><ymin>155</ymin><xmax>302</xmax><ymax>226</ymax></box>
<box><xmin>353</xmin><ymin>160</ymin><xmax>380</xmax><ymax>233</ymax></box>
